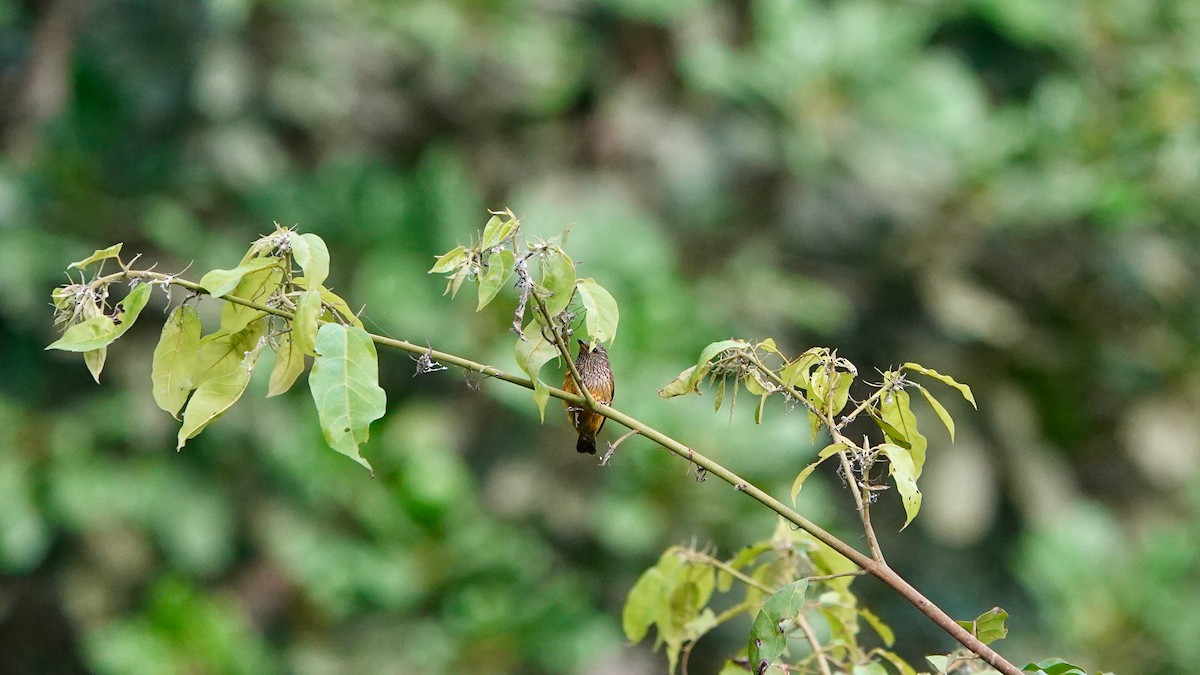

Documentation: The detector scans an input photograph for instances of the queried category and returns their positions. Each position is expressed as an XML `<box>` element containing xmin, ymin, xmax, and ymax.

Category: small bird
<box><xmin>563</xmin><ymin>339</ymin><xmax>614</xmax><ymax>454</ymax></box>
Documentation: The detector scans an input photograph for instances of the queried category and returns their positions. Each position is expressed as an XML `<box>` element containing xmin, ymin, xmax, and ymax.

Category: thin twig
<box><xmin>796</xmin><ymin>613</ymin><xmax>834</xmax><ymax>675</ymax></box>
<box><xmin>77</xmin><ymin>267</ymin><xmax>1026</xmax><ymax>675</ymax></box>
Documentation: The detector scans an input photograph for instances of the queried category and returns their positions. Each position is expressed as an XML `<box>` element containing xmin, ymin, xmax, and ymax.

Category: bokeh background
<box><xmin>3</xmin><ymin>0</ymin><xmax>1199</xmax><ymax>673</ymax></box>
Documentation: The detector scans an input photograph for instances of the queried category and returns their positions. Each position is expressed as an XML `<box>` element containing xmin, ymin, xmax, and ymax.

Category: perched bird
<box><xmin>563</xmin><ymin>339</ymin><xmax>614</xmax><ymax>454</ymax></box>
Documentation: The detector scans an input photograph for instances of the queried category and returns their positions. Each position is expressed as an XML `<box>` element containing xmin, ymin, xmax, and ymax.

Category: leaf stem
<box><xmin>89</xmin><ymin>267</ymin><xmax>1024</xmax><ymax>675</ymax></box>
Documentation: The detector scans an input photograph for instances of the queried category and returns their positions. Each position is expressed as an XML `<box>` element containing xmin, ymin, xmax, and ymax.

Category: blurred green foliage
<box><xmin>3</xmin><ymin>0</ymin><xmax>1199</xmax><ymax>673</ymax></box>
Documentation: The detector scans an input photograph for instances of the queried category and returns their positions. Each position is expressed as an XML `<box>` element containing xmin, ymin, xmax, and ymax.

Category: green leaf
<box><xmin>177</xmin><ymin>340</ymin><xmax>264</xmax><ymax>449</ymax></box>
<box><xmin>294</xmin><ymin>233</ymin><xmax>330</xmax><ymax>288</ymax></box>
<box><xmin>830</xmin><ymin>371</ymin><xmax>854</xmax><ymax>415</ymax></box>
<box><xmin>151</xmin><ymin>305</ymin><xmax>201</xmax><ymax>417</ymax></box>
<box><xmin>713</xmin><ymin>377</ymin><xmax>725</xmax><ymax>412</ymax></box>
<box><xmin>683</xmin><ymin>339</ymin><xmax>750</xmax><ymax>392</ymax></box>
<box><xmin>879</xmin><ymin>443</ymin><xmax>922</xmax><ymax>529</ymax></box>
<box><xmin>956</xmin><ymin>607</ymin><xmax>1009</xmax><ymax>645</ymax></box>
<box><xmin>576</xmin><ymin>278</ymin><xmax>619</xmax><ymax>346</ymax></box>
<box><xmin>539</xmin><ymin>247</ymin><xmax>576</xmax><ymax>316</ymax></box>
<box><xmin>193</xmin><ymin>322</ymin><xmax>265</xmax><ymax>386</ymax></box>
<box><xmin>218</xmin><ymin>263</ymin><xmax>283</xmax><ymax>334</ymax></box>
<box><xmin>880</xmin><ymin>388</ymin><xmax>928</xmax><ymax>477</ymax></box>
<box><xmin>902</xmin><ymin>362</ymin><xmax>976</xmax><ymax>408</ymax></box>
<box><xmin>69</xmin><ymin>243</ymin><xmax>123</xmax><ymax>270</ymax></box>
<box><xmin>199</xmin><ymin>257</ymin><xmax>279</xmax><ymax>299</ymax></box>
<box><xmin>659</xmin><ymin>366</ymin><xmax>700</xmax><ymax>398</ymax></box>
<box><xmin>744</xmin><ymin>369</ymin><xmax>771</xmax><ymax>396</ymax></box>
<box><xmin>316</xmin><ymin>286</ymin><xmax>363</xmax><ymax>328</ymax></box>
<box><xmin>1021</xmin><ymin>658</ymin><xmax>1088</xmax><ymax>675</ymax></box>
<box><xmin>46</xmin><ymin>283</ymin><xmax>152</xmax><ymax>352</ymax></box>
<box><xmin>476</xmin><ymin>249</ymin><xmax>515</xmax><ymax>311</ymax></box>
<box><xmin>428</xmin><ymin>245</ymin><xmax>468</xmax><ymax>274</ymax></box>
<box><xmin>309</xmin><ymin>324</ymin><xmax>386</xmax><ymax>472</ymax></box>
<box><xmin>480</xmin><ymin>214</ymin><xmax>518</xmax><ymax>249</ymax></box>
<box><xmin>267</xmin><ymin>331</ymin><xmax>305</xmax><ymax>397</ymax></box>
<box><xmin>753</xmin><ymin>393</ymin><xmax>768</xmax><ymax>424</ymax></box>
<box><xmin>914</xmin><ymin>383</ymin><xmax>956</xmax><ymax>441</ymax></box>
<box><xmin>514</xmin><ymin>320</ymin><xmax>558</xmax><ymax>420</ymax></box>
<box><xmin>84</xmin><ymin>347</ymin><xmax>106</xmax><ymax>383</ymax></box>
<box><xmin>748</xmin><ymin>580</ymin><xmax>808</xmax><ymax>668</ymax></box>
<box><xmin>622</xmin><ymin>549</ymin><xmax>684</xmax><ymax>643</ymax></box>
<box><xmin>852</xmin><ymin>664</ymin><xmax>888</xmax><ymax>675</ymax></box>
<box><xmin>780</xmin><ymin>349</ymin><xmax>822</xmax><ymax>390</ymax></box>
<box><xmin>926</xmin><ymin>655</ymin><xmax>952</xmax><ymax>673</ymax></box>
<box><xmin>877</xmin><ymin>651</ymin><xmax>917</xmax><ymax>675</ymax></box>
<box><xmin>860</xmin><ymin>608</ymin><xmax>895</xmax><ymax>647</ymax></box>
<box><xmin>757</xmin><ymin>338</ymin><xmax>779</xmax><ymax>355</ymax></box>
<box><xmin>790</xmin><ymin>443</ymin><xmax>845</xmax><ymax>504</ymax></box>
<box><xmin>292</xmin><ymin>289</ymin><xmax>322</xmax><ymax>357</ymax></box>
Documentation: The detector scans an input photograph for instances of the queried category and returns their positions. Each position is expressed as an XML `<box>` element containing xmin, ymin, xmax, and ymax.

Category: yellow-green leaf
<box><xmin>514</xmin><ymin>320</ymin><xmax>558</xmax><ymax>420</ymax></box>
<box><xmin>69</xmin><ymin>243</ymin><xmax>123</xmax><ymax>270</ymax></box>
<box><xmin>790</xmin><ymin>442</ymin><xmax>845</xmax><ymax>504</ymax></box>
<box><xmin>902</xmin><ymin>362</ymin><xmax>976</xmax><ymax>408</ymax></box>
<box><xmin>879</xmin><ymin>443</ymin><xmax>922</xmax><ymax>529</ymax></box>
<box><xmin>880</xmin><ymin>389</ymin><xmax>928</xmax><ymax>477</ymax></box>
<box><xmin>477</xmin><ymin>249</ymin><xmax>515</xmax><ymax>311</ymax></box>
<box><xmin>84</xmin><ymin>347</ymin><xmax>106</xmax><ymax>383</ymax></box>
<box><xmin>152</xmin><ymin>305</ymin><xmax>201</xmax><ymax>417</ymax></box>
<box><xmin>177</xmin><ymin>340</ymin><xmax>264</xmax><ymax>449</ymax></box>
<box><xmin>428</xmin><ymin>245</ymin><xmax>467</xmax><ymax>274</ymax></box>
<box><xmin>294</xmin><ymin>232</ymin><xmax>330</xmax><ymax>288</ymax></box>
<box><xmin>576</xmin><ymin>278</ymin><xmax>619</xmax><ymax>346</ymax></box>
<box><xmin>540</xmin><ymin>247</ymin><xmax>576</xmax><ymax>316</ymax></box>
<box><xmin>267</xmin><ymin>331</ymin><xmax>305</xmax><ymax>397</ymax></box>
<box><xmin>46</xmin><ymin>283</ymin><xmax>152</xmax><ymax>353</ymax></box>
<box><xmin>199</xmin><ymin>257</ymin><xmax>279</xmax><ymax>298</ymax></box>
<box><xmin>659</xmin><ymin>365</ymin><xmax>700</xmax><ymax>398</ymax></box>
<box><xmin>292</xmin><ymin>289</ymin><xmax>322</xmax><ymax>357</ymax></box>
<box><xmin>914</xmin><ymin>383</ymin><xmax>955</xmax><ymax>442</ymax></box>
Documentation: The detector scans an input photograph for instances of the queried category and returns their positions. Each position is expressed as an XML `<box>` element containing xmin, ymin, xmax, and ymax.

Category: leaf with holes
<box><xmin>309</xmin><ymin>324</ymin><xmax>386</xmax><ymax>472</ymax></box>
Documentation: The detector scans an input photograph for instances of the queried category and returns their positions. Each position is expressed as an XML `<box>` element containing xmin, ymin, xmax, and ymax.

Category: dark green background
<box><xmin>2</xmin><ymin>0</ymin><xmax>1198</xmax><ymax>673</ymax></box>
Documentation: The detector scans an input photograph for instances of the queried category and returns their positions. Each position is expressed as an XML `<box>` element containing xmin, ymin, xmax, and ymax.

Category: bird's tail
<box><xmin>576</xmin><ymin>435</ymin><xmax>596</xmax><ymax>454</ymax></box>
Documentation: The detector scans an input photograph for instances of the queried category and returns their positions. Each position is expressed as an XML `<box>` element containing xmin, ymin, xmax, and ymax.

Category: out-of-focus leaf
<box><xmin>877</xmin><ymin>651</ymin><xmax>917</xmax><ymax>675</ymax></box>
<box><xmin>1021</xmin><ymin>658</ymin><xmax>1089</xmax><ymax>675</ymax></box>
<box><xmin>860</xmin><ymin>608</ymin><xmax>894</xmax><ymax>646</ymax></box>
<box><xmin>309</xmin><ymin>324</ymin><xmax>386</xmax><ymax>472</ymax></box>
<box><xmin>852</xmin><ymin>664</ymin><xmax>888</xmax><ymax>675</ymax></box>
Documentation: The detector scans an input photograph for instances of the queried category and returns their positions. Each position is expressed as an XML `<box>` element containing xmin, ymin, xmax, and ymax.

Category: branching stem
<box><xmin>89</xmin><ymin>267</ymin><xmax>1024</xmax><ymax>675</ymax></box>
